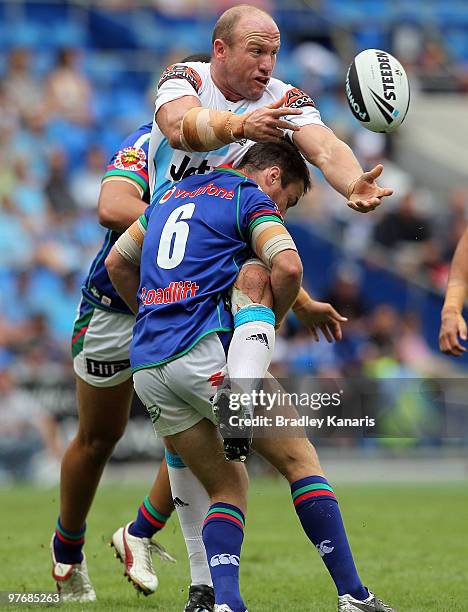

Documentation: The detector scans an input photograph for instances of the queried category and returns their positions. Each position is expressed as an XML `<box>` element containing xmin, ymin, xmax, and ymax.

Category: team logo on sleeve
<box><xmin>158</xmin><ymin>64</ymin><xmax>203</xmax><ymax>93</ymax></box>
<box><xmin>285</xmin><ymin>87</ymin><xmax>315</xmax><ymax>109</ymax></box>
<box><xmin>114</xmin><ymin>147</ymin><xmax>146</xmax><ymax>171</ymax></box>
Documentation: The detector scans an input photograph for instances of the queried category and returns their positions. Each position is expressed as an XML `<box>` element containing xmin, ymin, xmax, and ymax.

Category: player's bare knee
<box><xmin>234</xmin><ymin>261</ymin><xmax>272</xmax><ymax>307</ymax></box>
<box><xmin>76</xmin><ymin>428</ymin><xmax>123</xmax><ymax>461</ymax></box>
<box><xmin>255</xmin><ymin>437</ymin><xmax>323</xmax><ymax>482</ymax></box>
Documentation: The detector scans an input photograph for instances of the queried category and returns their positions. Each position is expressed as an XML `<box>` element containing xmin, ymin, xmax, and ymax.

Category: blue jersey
<box><xmin>81</xmin><ymin>123</ymin><xmax>152</xmax><ymax>314</ymax></box>
<box><xmin>131</xmin><ymin>166</ymin><xmax>284</xmax><ymax>371</ymax></box>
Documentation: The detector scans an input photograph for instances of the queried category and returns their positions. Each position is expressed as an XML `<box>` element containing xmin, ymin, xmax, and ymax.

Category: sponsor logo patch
<box><xmin>160</xmin><ymin>186</ymin><xmax>176</xmax><ymax>204</ymax></box>
<box><xmin>158</xmin><ymin>64</ymin><xmax>203</xmax><ymax>93</ymax></box>
<box><xmin>368</xmin><ymin>87</ymin><xmax>398</xmax><ymax>124</ymax></box>
<box><xmin>114</xmin><ymin>147</ymin><xmax>146</xmax><ymax>172</ymax></box>
<box><xmin>208</xmin><ymin>371</ymin><xmax>225</xmax><ymax>387</ymax></box>
<box><xmin>140</xmin><ymin>280</ymin><xmax>199</xmax><ymax>306</ymax></box>
<box><xmin>173</xmin><ymin>497</ymin><xmax>189</xmax><ymax>507</ymax></box>
<box><xmin>246</xmin><ymin>333</ymin><xmax>270</xmax><ymax>349</ymax></box>
<box><xmin>147</xmin><ymin>404</ymin><xmax>161</xmax><ymax>423</ymax></box>
<box><xmin>210</xmin><ymin>554</ymin><xmax>240</xmax><ymax>567</ymax></box>
<box><xmin>170</xmin><ymin>155</ymin><xmax>212</xmax><ymax>182</ymax></box>
<box><xmin>316</xmin><ymin>539</ymin><xmax>335</xmax><ymax>557</ymax></box>
<box><xmin>174</xmin><ymin>181</ymin><xmax>234</xmax><ymax>201</ymax></box>
<box><xmin>284</xmin><ymin>87</ymin><xmax>315</xmax><ymax>109</ymax></box>
<box><xmin>86</xmin><ymin>358</ymin><xmax>130</xmax><ymax>378</ymax></box>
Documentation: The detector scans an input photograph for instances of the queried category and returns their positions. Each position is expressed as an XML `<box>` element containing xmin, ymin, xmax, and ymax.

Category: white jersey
<box><xmin>148</xmin><ymin>61</ymin><xmax>327</xmax><ymax>203</ymax></box>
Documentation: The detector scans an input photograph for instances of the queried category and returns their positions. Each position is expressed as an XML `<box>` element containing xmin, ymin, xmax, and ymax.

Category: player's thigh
<box><xmin>71</xmin><ymin>299</ymin><xmax>135</xmax><ymax>441</ymax></box>
<box><xmin>72</xmin><ymin>298</ymin><xmax>134</xmax><ymax>388</ymax></box>
<box><xmin>75</xmin><ymin>375</ymin><xmax>134</xmax><ymax>443</ymax></box>
<box><xmin>133</xmin><ymin>333</ymin><xmax>227</xmax><ymax>438</ymax></box>
<box><xmin>252</xmin><ymin>375</ymin><xmax>324</xmax><ymax>481</ymax></box>
<box><xmin>166</xmin><ymin>419</ymin><xmax>248</xmax><ymax>508</ymax></box>
<box><xmin>233</xmin><ymin>258</ymin><xmax>273</xmax><ymax>307</ymax></box>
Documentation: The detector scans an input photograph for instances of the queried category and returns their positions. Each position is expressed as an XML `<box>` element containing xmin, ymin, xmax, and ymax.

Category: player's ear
<box><xmin>213</xmin><ymin>39</ymin><xmax>227</xmax><ymax>61</ymax></box>
<box><xmin>267</xmin><ymin>166</ymin><xmax>281</xmax><ymax>186</ymax></box>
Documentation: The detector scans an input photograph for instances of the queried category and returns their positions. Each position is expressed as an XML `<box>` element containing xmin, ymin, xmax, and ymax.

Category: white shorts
<box><xmin>133</xmin><ymin>333</ymin><xmax>227</xmax><ymax>437</ymax></box>
<box><xmin>72</xmin><ymin>299</ymin><xmax>135</xmax><ymax>388</ymax></box>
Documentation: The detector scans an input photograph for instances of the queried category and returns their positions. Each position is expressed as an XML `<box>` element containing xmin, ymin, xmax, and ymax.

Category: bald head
<box><xmin>212</xmin><ymin>4</ymin><xmax>278</xmax><ymax>46</ymax></box>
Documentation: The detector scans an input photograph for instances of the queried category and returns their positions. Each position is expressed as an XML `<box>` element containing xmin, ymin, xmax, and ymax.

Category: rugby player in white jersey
<box><xmin>145</xmin><ymin>3</ymin><xmax>393</xmax><ymax>465</ymax></box>
<box><xmin>105</xmin><ymin>6</ymin><xmax>395</xmax><ymax>611</ymax></box>
<box><xmin>130</xmin><ymin>6</ymin><xmax>395</xmax><ymax>612</ymax></box>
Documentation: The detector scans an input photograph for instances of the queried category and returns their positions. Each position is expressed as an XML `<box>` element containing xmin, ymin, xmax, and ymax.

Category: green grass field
<box><xmin>1</xmin><ymin>479</ymin><xmax>467</xmax><ymax>611</ymax></box>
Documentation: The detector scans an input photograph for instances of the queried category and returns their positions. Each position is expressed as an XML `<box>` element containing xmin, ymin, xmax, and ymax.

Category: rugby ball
<box><xmin>345</xmin><ymin>49</ymin><xmax>410</xmax><ymax>133</ymax></box>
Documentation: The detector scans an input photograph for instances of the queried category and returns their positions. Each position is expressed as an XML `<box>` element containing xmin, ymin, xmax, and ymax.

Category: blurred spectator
<box><xmin>0</xmin><ymin>195</ymin><xmax>34</xmax><ymax>270</ymax></box>
<box><xmin>373</xmin><ymin>192</ymin><xmax>433</xmax><ymax>275</ymax></box>
<box><xmin>3</xmin><ymin>48</ymin><xmax>43</xmax><ymax>119</ymax></box>
<box><xmin>45</xmin><ymin>48</ymin><xmax>93</xmax><ymax>125</ymax></box>
<box><xmin>367</xmin><ymin>305</ymin><xmax>399</xmax><ymax>356</ymax></box>
<box><xmin>0</xmin><ymin>80</ymin><xmax>20</xmax><ymax>137</ymax></box>
<box><xmin>397</xmin><ymin>312</ymin><xmax>436</xmax><ymax>373</ymax></box>
<box><xmin>324</xmin><ymin>263</ymin><xmax>367</xmax><ymax>321</ymax></box>
<box><xmin>11</xmin><ymin>157</ymin><xmax>49</xmax><ymax>226</ymax></box>
<box><xmin>45</xmin><ymin>149</ymin><xmax>77</xmax><ymax>217</ymax></box>
<box><xmin>12</xmin><ymin>106</ymin><xmax>55</xmax><ymax>185</ymax></box>
<box><xmin>71</xmin><ymin>145</ymin><xmax>106</xmax><ymax>211</ymax></box>
<box><xmin>0</xmin><ymin>366</ymin><xmax>62</xmax><ymax>484</ymax></box>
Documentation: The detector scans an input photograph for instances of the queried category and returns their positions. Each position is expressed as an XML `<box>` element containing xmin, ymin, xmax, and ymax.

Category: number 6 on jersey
<box><xmin>157</xmin><ymin>203</ymin><xmax>195</xmax><ymax>269</ymax></box>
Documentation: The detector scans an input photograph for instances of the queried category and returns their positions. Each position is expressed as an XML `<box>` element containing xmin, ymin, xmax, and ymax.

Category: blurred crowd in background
<box><xmin>1</xmin><ymin>0</ymin><xmax>468</xmax><ymax>483</ymax></box>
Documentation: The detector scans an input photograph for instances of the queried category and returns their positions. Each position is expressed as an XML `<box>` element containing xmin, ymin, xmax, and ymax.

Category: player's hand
<box><xmin>439</xmin><ymin>310</ymin><xmax>467</xmax><ymax>356</ymax></box>
<box><xmin>294</xmin><ymin>300</ymin><xmax>348</xmax><ymax>342</ymax></box>
<box><xmin>242</xmin><ymin>97</ymin><xmax>302</xmax><ymax>142</ymax></box>
<box><xmin>347</xmin><ymin>164</ymin><xmax>394</xmax><ymax>213</ymax></box>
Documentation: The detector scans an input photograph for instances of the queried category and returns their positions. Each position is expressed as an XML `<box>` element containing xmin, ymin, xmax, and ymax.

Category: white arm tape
<box><xmin>114</xmin><ymin>222</ymin><xmax>144</xmax><ymax>266</ymax></box>
<box><xmin>251</xmin><ymin>221</ymin><xmax>298</xmax><ymax>269</ymax></box>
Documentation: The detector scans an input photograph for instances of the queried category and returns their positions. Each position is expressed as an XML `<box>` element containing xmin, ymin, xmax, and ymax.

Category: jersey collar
<box><xmin>215</xmin><ymin>164</ymin><xmax>251</xmax><ymax>180</ymax></box>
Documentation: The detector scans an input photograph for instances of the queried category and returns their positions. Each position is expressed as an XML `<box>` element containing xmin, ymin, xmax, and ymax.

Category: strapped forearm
<box><xmin>250</xmin><ymin>220</ymin><xmax>298</xmax><ymax>269</ymax></box>
<box><xmin>180</xmin><ymin>107</ymin><xmax>248</xmax><ymax>152</ymax></box>
<box><xmin>114</xmin><ymin>219</ymin><xmax>146</xmax><ymax>266</ymax></box>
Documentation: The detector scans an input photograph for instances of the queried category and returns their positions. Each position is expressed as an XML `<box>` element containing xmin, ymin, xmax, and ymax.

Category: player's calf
<box><xmin>167</xmin><ymin>420</ymin><xmax>249</xmax><ymax>612</ymax></box>
<box><xmin>252</xmin><ymin>385</ymin><xmax>369</xmax><ymax>604</ymax></box>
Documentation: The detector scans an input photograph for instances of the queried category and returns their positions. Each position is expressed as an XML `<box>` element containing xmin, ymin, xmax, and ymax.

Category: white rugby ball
<box><xmin>345</xmin><ymin>49</ymin><xmax>410</xmax><ymax>133</ymax></box>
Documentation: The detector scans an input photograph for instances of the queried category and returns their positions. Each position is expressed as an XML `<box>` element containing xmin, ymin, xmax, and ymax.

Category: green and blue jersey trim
<box><xmin>139</xmin><ymin>213</ymin><xmax>148</xmax><ymax>230</ymax></box>
<box><xmin>247</xmin><ymin>214</ymin><xmax>284</xmax><ymax>238</ymax></box>
<box><xmin>131</xmin><ymin>327</ymin><xmax>232</xmax><ymax>372</ymax></box>
<box><xmin>102</xmin><ymin>169</ymin><xmax>148</xmax><ymax>192</ymax></box>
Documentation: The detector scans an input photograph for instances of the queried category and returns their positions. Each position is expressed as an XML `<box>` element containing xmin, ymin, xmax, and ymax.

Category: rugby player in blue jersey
<box><xmin>106</xmin><ymin>141</ymin><xmax>396</xmax><ymax>612</ymax></box>
<box><xmin>51</xmin><ymin>55</ymin><xmax>223</xmax><ymax>611</ymax></box>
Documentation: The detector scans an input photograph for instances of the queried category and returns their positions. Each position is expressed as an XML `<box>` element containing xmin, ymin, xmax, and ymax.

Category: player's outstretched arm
<box><xmin>98</xmin><ymin>178</ymin><xmax>148</xmax><ymax>232</ymax></box>
<box><xmin>105</xmin><ymin>220</ymin><xmax>145</xmax><ymax>314</ymax></box>
<box><xmin>158</xmin><ymin>96</ymin><xmax>302</xmax><ymax>152</ymax></box>
<box><xmin>440</xmin><ymin>226</ymin><xmax>468</xmax><ymax>356</ymax></box>
<box><xmin>292</xmin><ymin>287</ymin><xmax>348</xmax><ymax>342</ymax></box>
<box><xmin>293</xmin><ymin>124</ymin><xmax>393</xmax><ymax>213</ymax></box>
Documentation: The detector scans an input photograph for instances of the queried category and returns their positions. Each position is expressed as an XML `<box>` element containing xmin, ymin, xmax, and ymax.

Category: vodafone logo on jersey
<box><xmin>160</xmin><ymin>186</ymin><xmax>176</xmax><ymax>203</ymax></box>
<box><xmin>174</xmin><ymin>182</ymin><xmax>234</xmax><ymax>201</ymax></box>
